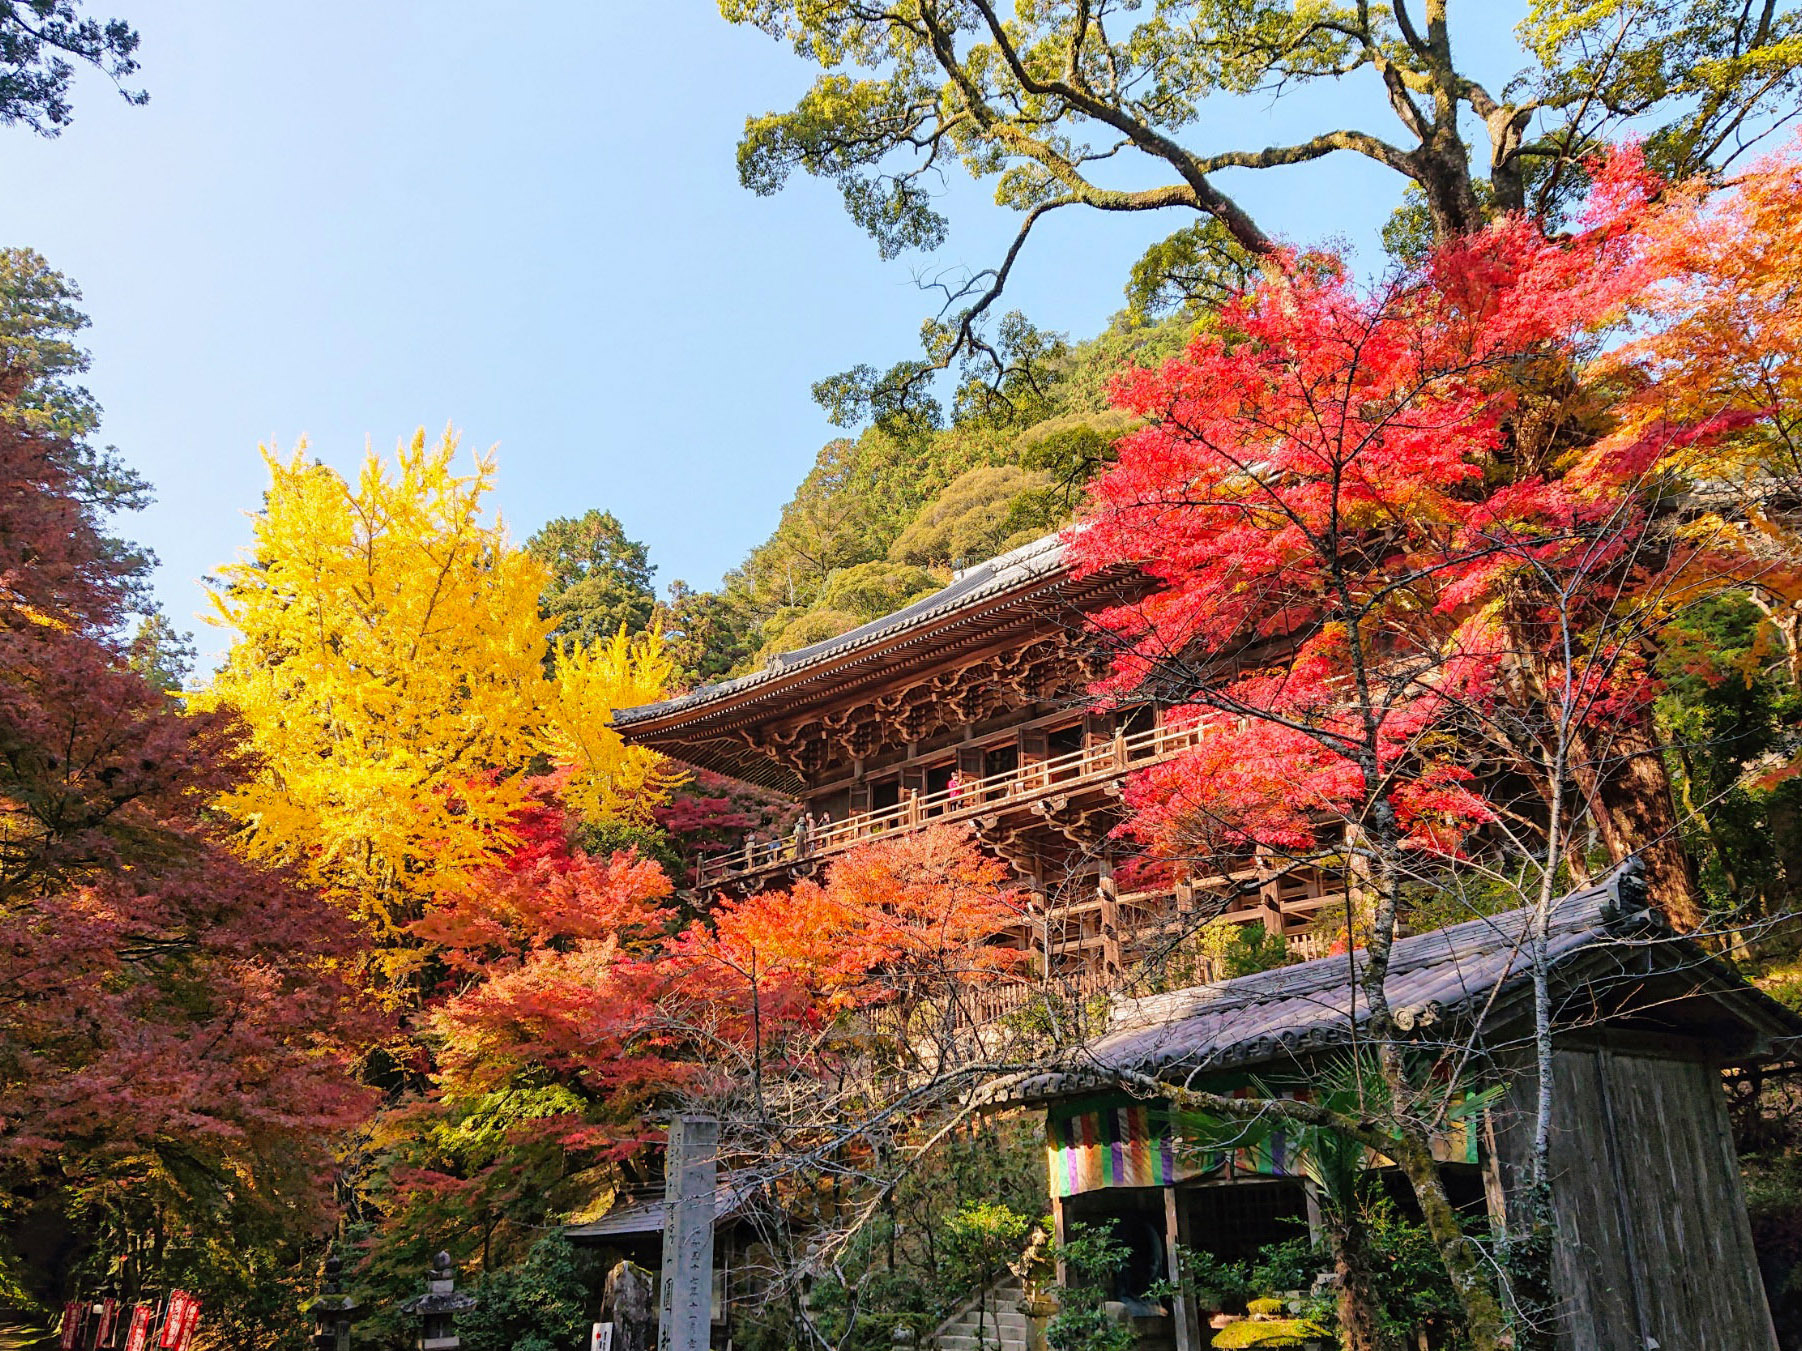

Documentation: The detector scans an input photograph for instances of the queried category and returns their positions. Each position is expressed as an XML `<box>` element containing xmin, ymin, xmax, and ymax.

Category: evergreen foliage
<box><xmin>460</xmin><ymin>1234</ymin><xmax>600</xmax><ymax>1351</ymax></box>
<box><xmin>0</xmin><ymin>2</ymin><xmax>145</xmax><ymax>135</ymax></box>
<box><xmin>0</xmin><ymin>247</ymin><xmax>152</xmax><ymax>593</ymax></box>
<box><xmin>666</xmin><ymin>314</ymin><xmax>1184</xmax><ymax>679</ymax></box>
<box><xmin>527</xmin><ymin>508</ymin><xmax>658</xmax><ymax>648</ymax></box>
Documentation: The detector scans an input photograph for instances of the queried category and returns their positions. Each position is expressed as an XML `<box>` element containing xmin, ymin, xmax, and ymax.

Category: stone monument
<box><xmin>657</xmin><ymin>1115</ymin><xmax>719</xmax><ymax>1351</ymax></box>
<box><xmin>604</xmin><ymin>1260</ymin><xmax>657</xmax><ymax>1351</ymax></box>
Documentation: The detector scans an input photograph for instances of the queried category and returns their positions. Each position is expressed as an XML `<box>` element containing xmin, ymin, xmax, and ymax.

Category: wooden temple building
<box><xmin>613</xmin><ymin>533</ymin><xmax>1337</xmax><ymax>984</ymax></box>
<box><xmin>612</xmin><ymin>534</ymin><xmax>1800</xmax><ymax>1349</ymax></box>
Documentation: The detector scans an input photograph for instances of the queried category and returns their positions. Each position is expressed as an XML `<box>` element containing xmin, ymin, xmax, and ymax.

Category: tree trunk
<box><xmin>1385</xmin><ymin>1112</ymin><xmax>1508</xmax><ymax>1351</ymax></box>
<box><xmin>1769</xmin><ymin>789</ymin><xmax>1802</xmax><ymax>908</ymax></box>
<box><xmin>1418</xmin><ymin>147</ymin><xmax>1484</xmax><ymax>240</ymax></box>
<box><xmin>1503</xmin><ymin>1181</ymin><xmax>1560</xmax><ymax>1351</ymax></box>
<box><xmin>1358</xmin><ymin>810</ymin><xmax>1508</xmax><ymax>1351</ymax></box>
<box><xmin>1506</xmin><ymin>602</ymin><xmax>1705</xmax><ymax>931</ymax></box>
<box><xmin>1326</xmin><ymin>1212</ymin><xmax>1394</xmax><ymax>1351</ymax></box>
<box><xmin>1566</xmin><ymin>714</ymin><xmax>1704</xmax><ymax>930</ymax></box>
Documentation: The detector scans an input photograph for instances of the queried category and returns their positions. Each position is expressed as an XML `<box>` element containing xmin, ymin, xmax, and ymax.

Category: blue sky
<box><xmin>0</xmin><ymin>2</ymin><xmax>1527</xmax><ymax>666</ymax></box>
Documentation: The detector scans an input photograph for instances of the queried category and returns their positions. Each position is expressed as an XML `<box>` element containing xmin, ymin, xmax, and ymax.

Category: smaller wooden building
<box><xmin>1001</xmin><ymin>862</ymin><xmax>1801</xmax><ymax>1351</ymax></box>
<box><xmin>566</xmin><ymin>1183</ymin><xmax>765</xmax><ymax>1349</ymax></box>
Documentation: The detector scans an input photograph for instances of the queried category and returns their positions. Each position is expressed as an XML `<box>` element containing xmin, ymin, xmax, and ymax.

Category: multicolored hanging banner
<box><xmin>1045</xmin><ymin>1093</ymin><xmax>1306</xmax><ymax>1197</ymax></box>
<box><xmin>1045</xmin><ymin>1097</ymin><xmax>1197</xmax><ymax>1196</ymax></box>
<box><xmin>1046</xmin><ymin>1088</ymin><xmax>1480</xmax><ymax>1197</ymax></box>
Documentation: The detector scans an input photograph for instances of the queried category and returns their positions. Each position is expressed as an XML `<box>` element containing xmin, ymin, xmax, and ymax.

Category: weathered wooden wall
<box><xmin>1493</xmin><ymin>1038</ymin><xmax>1777</xmax><ymax>1351</ymax></box>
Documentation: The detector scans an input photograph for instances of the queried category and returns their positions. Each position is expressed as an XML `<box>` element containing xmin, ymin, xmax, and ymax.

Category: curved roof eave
<box><xmin>614</xmin><ymin>529</ymin><xmax>1088</xmax><ymax>735</ymax></box>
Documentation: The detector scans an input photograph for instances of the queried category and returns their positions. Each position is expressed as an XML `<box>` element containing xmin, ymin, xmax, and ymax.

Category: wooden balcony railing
<box><xmin>698</xmin><ymin>714</ymin><xmax>1237</xmax><ymax>887</ymax></box>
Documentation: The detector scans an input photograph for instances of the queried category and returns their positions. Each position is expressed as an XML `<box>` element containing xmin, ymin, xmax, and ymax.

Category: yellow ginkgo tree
<box><xmin>202</xmin><ymin>428</ymin><xmax>680</xmax><ymax>991</ymax></box>
<box><xmin>541</xmin><ymin>624</ymin><xmax>686</xmax><ymax>826</ymax></box>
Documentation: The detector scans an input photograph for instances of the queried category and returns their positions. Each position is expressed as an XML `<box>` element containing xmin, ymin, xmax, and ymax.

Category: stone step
<box><xmin>930</xmin><ymin>1275</ymin><xmax>1035</xmax><ymax>1351</ymax></box>
<box><xmin>942</xmin><ymin>1313</ymin><xmax>1027</xmax><ymax>1330</ymax></box>
<box><xmin>941</xmin><ymin>1319</ymin><xmax>1028</xmax><ymax>1338</ymax></box>
<box><xmin>937</xmin><ymin>1311</ymin><xmax>1023</xmax><ymax>1325</ymax></box>
<box><xmin>934</xmin><ymin>1320</ymin><xmax>1030</xmax><ymax>1349</ymax></box>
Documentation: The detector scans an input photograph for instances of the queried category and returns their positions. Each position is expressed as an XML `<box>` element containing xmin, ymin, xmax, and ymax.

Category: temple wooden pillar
<box><xmin>1164</xmin><ymin>1186</ymin><xmax>1201</xmax><ymax>1351</ymax></box>
<box><xmin>1098</xmin><ymin>859</ymin><xmax>1121</xmax><ymax>977</ymax></box>
<box><xmin>1255</xmin><ymin>849</ymin><xmax>1285</xmax><ymax>937</ymax></box>
<box><xmin>1175</xmin><ymin>876</ymin><xmax>1196</xmax><ymax>918</ymax></box>
<box><xmin>1029</xmin><ymin>869</ymin><xmax>1051</xmax><ymax>982</ymax></box>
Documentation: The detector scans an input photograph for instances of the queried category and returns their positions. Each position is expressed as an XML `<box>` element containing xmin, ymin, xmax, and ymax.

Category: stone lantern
<box><xmin>308</xmin><ymin>1252</ymin><xmax>364</xmax><ymax>1351</ymax></box>
<box><xmin>400</xmin><ymin>1251</ymin><xmax>477</xmax><ymax>1351</ymax></box>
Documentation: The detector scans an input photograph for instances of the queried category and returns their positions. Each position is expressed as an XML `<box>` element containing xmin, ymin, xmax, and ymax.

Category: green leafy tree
<box><xmin>1656</xmin><ymin>592</ymin><xmax>1802</xmax><ymax>915</ymax></box>
<box><xmin>1004</xmin><ymin>413</ymin><xmax>1133</xmax><ymax>533</ymax></box>
<box><xmin>658</xmin><ymin>578</ymin><xmax>761</xmax><ymax>684</ymax></box>
<box><xmin>758</xmin><ymin>604</ymin><xmax>867</xmax><ymax>655</ymax></box>
<box><xmin>886</xmin><ymin>464</ymin><xmax>1050</xmax><ymax>567</ymax></box>
<box><xmin>0</xmin><ymin>2</ymin><xmax>145</xmax><ymax>134</ymax></box>
<box><xmin>722</xmin><ymin>0</ymin><xmax>1802</xmax><ymax>419</ymax></box>
<box><xmin>460</xmin><ymin>1234</ymin><xmax>599</xmax><ymax>1351</ymax></box>
<box><xmin>762</xmin><ymin>436</ymin><xmax>904</xmax><ymax>590</ymax></box>
<box><xmin>684</xmin><ymin>318</ymin><xmax>1193</xmax><ymax>677</ymax></box>
<box><xmin>1045</xmin><ymin>1224</ymin><xmax>1135</xmax><ymax>1351</ymax></box>
<box><xmin>943</xmin><ymin>1201</ymin><xmax>1033</xmax><ymax>1351</ymax></box>
<box><xmin>773</xmin><ymin>1119</ymin><xmax>1048</xmax><ymax>1351</ymax></box>
<box><xmin>0</xmin><ymin>244</ymin><xmax>100</xmax><ymax>438</ymax></box>
<box><xmin>820</xmin><ymin>559</ymin><xmax>943</xmax><ymax>619</ymax></box>
<box><xmin>527</xmin><ymin>508</ymin><xmax>658</xmax><ymax>646</ymax></box>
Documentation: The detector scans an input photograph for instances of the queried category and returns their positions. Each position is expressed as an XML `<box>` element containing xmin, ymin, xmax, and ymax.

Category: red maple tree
<box><xmin>0</xmin><ymin>413</ymin><xmax>381</xmax><ymax>1306</ymax></box>
<box><xmin>377</xmin><ymin>819</ymin><xmax>1023</xmax><ymax>1270</ymax></box>
<box><xmin>1072</xmin><ymin>146</ymin><xmax>1733</xmax><ymax>929</ymax></box>
<box><xmin>1066</xmin><ymin>148</ymin><xmax>1772</xmax><ymax>1345</ymax></box>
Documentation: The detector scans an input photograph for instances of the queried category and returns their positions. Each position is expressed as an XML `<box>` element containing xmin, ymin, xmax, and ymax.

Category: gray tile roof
<box><xmin>614</xmin><ymin>531</ymin><xmax>1072</xmax><ymax>728</ymax></box>
<box><xmin>998</xmin><ymin>861</ymin><xmax>1802</xmax><ymax>1102</ymax></box>
<box><xmin>565</xmin><ymin>1182</ymin><xmax>754</xmax><ymax>1242</ymax></box>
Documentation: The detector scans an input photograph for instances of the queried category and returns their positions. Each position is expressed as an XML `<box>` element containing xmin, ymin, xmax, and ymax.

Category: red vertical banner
<box><xmin>157</xmin><ymin>1292</ymin><xmax>189</xmax><ymax>1349</ymax></box>
<box><xmin>59</xmin><ymin>1300</ymin><xmax>81</xmax><ymax>1351</ymax></box>
<box><xmin>123</xmin><ymin>1305</ymin><xmax>154</xmax><ymax>1351</ymax></box>
<box><xmin>169</xmin><ymin>1292</ymin><xmax>200</xmax><ymax>1351</ymax></box>
<box><xmin>96</xmin><ymin>1298</ymin><xmax>120</xmax><ymax>1347</ymax></box>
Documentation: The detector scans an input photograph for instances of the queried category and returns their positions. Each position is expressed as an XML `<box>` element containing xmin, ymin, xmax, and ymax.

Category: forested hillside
<box><xmin>531</xmin><ymin>312</ymin><xmax>1187</xmax><ymax>684</ymax></box>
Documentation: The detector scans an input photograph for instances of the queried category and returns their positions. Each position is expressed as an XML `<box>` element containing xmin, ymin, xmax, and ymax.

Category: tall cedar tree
<box><xmin>526</xmin><ymin>508</ymin><xmax>658</xmax><ymax>648</ymax></box>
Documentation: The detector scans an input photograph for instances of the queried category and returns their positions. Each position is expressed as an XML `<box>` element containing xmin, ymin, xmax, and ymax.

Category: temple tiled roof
<box><xmin>564</xmin><ymin>1180</ymin><xmax>757</xmax><ymax>1242</ymax></box>
<box><xmin>995</xmin><ymin>862</ymin><xmax>1802</xmax><ymax>1103</ymax></box>
<box><xmin>614</xmin><ymin>530</ymin><xmax>1072</xmax><ymax>729</ymax></box>
<box><xmin>608</xmin><ymin>529</ymin><xmax>1140</xmax><ymax>791</ymax></box>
